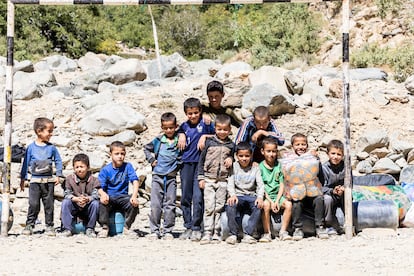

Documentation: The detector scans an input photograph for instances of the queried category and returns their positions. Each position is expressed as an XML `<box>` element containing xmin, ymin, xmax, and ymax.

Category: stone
<box><xmin>284</xmin><ymin>69</ymin><xmax>304</xmax><ymax>95</ymax></box>
<box><xmin>89</xmin><ymin>151</ymin><xmax>107</xmax><ymax>172</ymax></box>
<box><xmin>357</xmin><ymin>129</ymin><xmax>389</xmax><ymax>153</ymax></box>
<box><xmin>356</xmin><ymin>160</ymin><xmax>373</xmax><ymax>174</ymax></box>
<box><xmin>389</xmin><ymin>139</ymin><xmax>413</xmax><ymax>156</ymax></box>
<box><xmin>77</xmin><ymin>52</ymin><xmax>104</xmax><ymax>71</ymax></box>
<box><xmin>118</xmin><ymin>80</ymin><xmax>161</xmax><ymax>94</ymax></box>
<box><xmin>387</xmin><ymin>153</ymin><xmax>404</xmax><ymax>162</ymax></box>
<box><xmin>356</xmin><ymin>151</ymin><xmax>370</xmax><ymax>160</ymax></box>
<box><xmin>400</xmin><ymin>165</ymin><xmax>414</xmax><ymax>184</ymax></box>
<box><xmin>14</xmin><ymin>71</ymin><xmax>57</xmax><ymax>100</ymax></box>
<box><xmin>372</xmin><ymin>91</ymin><xmax>390</xmax><ymax>106</ymax></box>
<box><xmin>80</xmin><ymin>90</ymin><xmax>113</xmax><ymax>110</ymax></box>
<box><xmin>268</xmin><ymin>94</ymin><xmax>297</xmax><ymax>117</ymax></box>
<box><xmin>105</xmin><ymin>58</ymin><xmax>146</xmax><ymax>85</ymax></box>
<box><xmin>38</xmin><ymin>55</ymin><xmax>78</xmax><ymax>72</ymax></box>
<box><xmin>190</xmin><ymin>59</ymin><xmax>221</xmax><ymax>77</ymax></box>
<box><xmin>328</xmin><ymin>79</ymin><xmax>343</xmax><ymax>98</ymax></box>
<box><xmin>147</xmin><ymin>56</ymin><xmax>182</xmax><ymax>80</ymax></box>
<box><xmin>395</xmin><ymin>158</ymin><xmax>408</xmax><ymax>168</ymax></box>
<box><xmin>370</xmin><ymin>147</ymin><xmax>390</xmax><ymax>159</ymax></box>
<box><xmin>350</xmin><ymin>68</ymin><xmax>387</xmax><ymax>81</ymax></box>
<box><xmin>407</xmin><ymin>149</ymin><xmax>414</xmax><ymax>164</ymax></box>
<box><xmin>372</xmin><ymin>157</ymin><xmax>401</xmax><ymax>174</ymax></box>
<box><xmin>50</xmin><ymin>136</ymin><xmax>75</xmax><ymax>147</ymax></box>
<box><xmin>70</xmin><ymin>71</ymin><xmax>111</xmax><ymax>91</ymax></box>
<box><xmin>78</xmin><ymin>103</ymin><xmax>146</xmax><ymax>136</ymax></box>
<box><xmin>97</xmin><ymin>81</ymin><xmax>119</xmax><ymax>94</ymax></box>
<box><xmin>214</xmin><ymin>61</ymin><xmax>252</xmax><ymax>79</ymax></box>
<box><xmin>95</xmin><ymin>130</ymin><xmax>137</xmax><ymax>146</ymax></box>
<box><xmin>249</xmin><ymin>66</ymin><xmax>289</xmax><ymax>95</ymax></box>
<box><xmin>404</xmin><ymin>75</ymin><xmax>414</xmax><ymax>94</ymax></box>
<box><xmin>15</xmin><ymin>60</ymin><xmax>34</xmax><ymax>73</ymax></box>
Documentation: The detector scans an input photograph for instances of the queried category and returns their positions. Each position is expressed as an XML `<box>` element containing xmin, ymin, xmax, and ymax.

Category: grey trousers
<box><xmin>203</xmin><ymin>178</ymin><xmax>227</xmax><ymax>235</ymax></box>
<box><xmin>149</xmin><ymin>174</ymin><xmax>177</xmax><ymax>235</ymax></box>
<box><xmin>324</xmin><ymin>194</ymin><xmax>344</xmax><ymax>228</ymax></box>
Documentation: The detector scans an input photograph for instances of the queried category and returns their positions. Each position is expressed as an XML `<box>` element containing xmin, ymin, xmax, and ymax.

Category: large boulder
<box><xmin>215</xmin><ymin>61</ymin><xmax>252</xmax><ymax>80</ymax></box>
<box><xmin>350</xmin><ymin>68</ymin><xmax>387</xmax><ymax>81</ymax></box>
<box><xmin>77</xmin><ymin>52</ymin><xmax>104</xmax><ymax>71</ymax></box>
<box><xmin>404</xmin><ymin>75</ymin><xmax>414</xmax><ymax>95</ymax></box>
<box><xmin>70</xmin><ymin>71</ymin><xmax>111</xmax><ymax>91</ymax></box>
<box><xmin>357</xmin><ymin>129</ymin><xmax>389</xmax><ymax>153</ymax></box>
<box><xmin>372</xmin><ymin>158</ymin><xmax>401</xmax><ymax>174</ymax></box>
<box><xmin>14</xmin><ymin>71</ymin><xmax>57</xmax><ymax>100</ymax></box>
<box><xmin>78</xmin><ymin>103</ymin><xmax>146</xmax><ymax>136</ymax></box>
<box><xmin>34</xmin><ymin>55</ymin><xmax>78</xmax><ymax>72</ymax></box>
<box><xmin>389</xmin><ymin>139</ymin><xmax>413</xmax><ymax>156</ymax></box>
<box><xmin>400</xmin><ymin>165</ymin><xmax>414</xmax><ymax>184</ymax></box>
<box><xmin>147</xmin><ymin>53</ymin><xmax>189</xmax><ymax>80</ymax></box>
<box><xmin>190</xmin><ymin>59</ymin><xmax>221</xmax><ymax>77</ymax></box>
<box><xmin>15</xmin><ymin>60</ymin><xmax>34</xmax><ymax>73</ymax></box>
<box><xmin>284</xmin><ymin>69</ymin><xmax>305</xmax><ymax>95</ymax></box>
<box><xmin>104</xmin><ymin>58</ymin><xmax>146</xmax><ymax>85</ymax></box>
<box><xmin>249</xmin><ymin>66</ymin><xmax>289</xmax><ymax>95</ymax></box>
<box><xmin>80</xmin><ymin>90</ymin><xmax>113</xmax><ymax>110</ymax></box>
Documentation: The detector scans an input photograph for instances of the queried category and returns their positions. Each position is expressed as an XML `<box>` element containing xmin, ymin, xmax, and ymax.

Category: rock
<box><xmin>215</xmin><ymin>61</ymin><xmax>252</xmax><ymax>79</ymax></box>
<box><xmin>356</xmin><ymin>160</ymin><xmax>373</xmax><ymax>174</ymax></box>
<box><xmin>350</xmin><ymin>68</ymin><xmax>387</xmax><ymax>81</ymax></box>
<box><xmin>328</xmin><ymin>79</ymin><xmax>343</xmax><ymax>98</ymax></box>
<box><xmin>118</xmin><ymin>80</ymin><xmax>161</xmax><ymax>94</ymax></box>
<box><xmin>147</xmin><ymin>56</ymin><xmax>182</xmax><ymax>80</ymax></box>
<box><xmin>400</xmin><ymin>165</ymin><xmax>414</xmax><ymax>184</ymax></box>
<box><xmin>95</xmin><ymin>130</ymin><xmax>137</xmax><ymax>146</ymax></box>
<box><xmin>50</xmin><ymin>136</ymin><xmax>75</xmax><ymax>147</ymax></box>
<box><xmin>89</xmin><ymin>150</ymin><xmax>107</xmax><ymax>172</ymax></box>
<box><xmin>372</xmin><ymin>91</ymin><xmax>390</xmax><ymax>106</ymax></box>
<box><xmin>77</xmin><ymin>52</ymin><xmax>104</xmax><ymax>71</ymax></box>
<box><xmin>80</xmin><ymin>90</ymin><xmax>113</xmax><ymax>110</ymax></box>
<box><xmin>15</xmin><ymin>60</ymin><xmax>34</xmax><ymax>73</ymax></box>
<box><xmin>294</xmin><ymin>94</ymin><xmax>312</xmax><ymax>107</ymax></box>
<box><xmin>42</xmin><ymin>86</ymin><xmax>73</xmax><ymax>97</ymax></box>
<box><xmin>103</xmin><ymin>55</ymin><xmax>124</xmax><ymax>70</ymax></box>
<box><xmin>70</xmin><ymin>71</ymin><xmax>111</xmax><ymax>91</ymax></box>
<box><xmin>356</xmin><ymin>151</ymin><xmax>370</xmax><ymax>160</ymax></box>
<box><xmin>404</xmin><ymin>75</ymin><xmax>414</xmax><ymax>94</ymax></box>
<box><xmin>14</xmin><ymin>71</ymin><xmax>57</xmax><ymax>100</ymax></box>
<box><xmin>395</xmin><ymin>158</ymin><xmax>408</xmax><ymax>168</ymax></box>
<box><xmin>249</xmin><ymin>66</ymin><xmax>289</xmax><ymax>95</ymax></box>
<box><xmin>387</xmin><ymin>153</ymin><xmax>404</xmax><ymax>162</ymax></box>
<box><xmin>97</xmin><ymin>81</ymin><xmax>119</xmax><ymax>94</ymax></box>
<box><xmin>268</xmin><ymin>94</ymin><xmax>296</xmax><ymax>117</ymax></box>
<box><xmin>190</xmin><ymin>59</ymin><xmax>221</xmax><ymax>77</ymax></box>
<box><xmin>370</xmin><ymin>147</ymin><xmax>390</xmax><ymax>159</ymax></box>
<box><xmin>407</xmin><ymin>149</ymin><xmax>414</xmax><ymax>164</ymax></box>
<box><xmin>389</xmin><ymin>139</ymin><xmax>413</xmax><ymax>155</ymax></box>
<box><xmin>372</xmin><ymin>157</ymin><xmax>401</xmax><ymax>174</ymax></box>
<box><xmin>35</xmin><ymin>55</ymin><xmax>78</xmax><ymax>72</ymax></box>
<box><xmin>284</xmin><ymin>69</ymin><xmax>304</xmax><ymax>95</ymax></box>
<box><xmin>357</xmin><ymin>129</ymin><xmax>389</xmax><ymax>153</ymax></box>
<box><xmin>105</xmin><ymin>58</ymin><xmax>146</xmax><ymax>85</ymax></box>
<box><xmin>78</xmin><ymin>103</ymin><xmax>146</xmax><ymax>136</ymax></box>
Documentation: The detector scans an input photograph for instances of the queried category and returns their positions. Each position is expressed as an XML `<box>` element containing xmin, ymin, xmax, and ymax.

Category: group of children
<box><xmin>19</xmin><ymin>80</ymin><xmax>346</xmax><ymax>244</ymax></box>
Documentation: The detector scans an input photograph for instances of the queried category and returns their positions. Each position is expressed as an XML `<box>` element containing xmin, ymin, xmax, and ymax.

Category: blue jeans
<box><xmin>61</xmin><ymin>198</ymin><xmax>99</xmax><ymax>230</ymax></box>
<box><xmin>99</xmin><ymin>194</ymin><xmax>139</xmax><ymax>229</ymax></box>
<box><xmin>226</xmin><ymin>195</ymin><xmax>261</xmax><ymax>236</ymax></box>
<box><xmin>180</xmin><ymin>162</ymin><xmax>203</xmax><ymax>231</ymax></box>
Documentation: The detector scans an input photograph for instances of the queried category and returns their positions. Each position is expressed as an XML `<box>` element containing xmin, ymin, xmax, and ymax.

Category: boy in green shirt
<box><xmin>259</xmin><ymin>137</ymin><xmax>292</xmax><ymax>242</ymax></box>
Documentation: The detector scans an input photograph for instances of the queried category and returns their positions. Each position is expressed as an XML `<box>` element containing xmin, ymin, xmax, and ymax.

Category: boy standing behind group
<box><xmin>178</xmin><ymin>98</ymin><xmax>215</xmax><ymax>241</ymax></box>
<box><xmin>144</xmin><ymin>112</ymin><xmax>181</xmax><ymax>240</ymax></box>
<box><xmin>259</xmin><ymin>138</ymin><xmax>292</xmax><ymax>242</ymax></box>
<box><xmin>21</xmin><ymin>117</ymin><xmax>63</xmax><ymax>236</ymax></box>
<box><xmin>198</xmin><ymin>114</ymin><xmax>234</xmax><ymax>244</ymax></box>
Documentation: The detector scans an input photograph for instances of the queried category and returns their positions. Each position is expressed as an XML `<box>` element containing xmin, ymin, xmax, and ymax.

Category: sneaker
<box><xmin>45</xmin><ymin>226</ymin><xmax>56</xmax><ymax>237</ymax></box>
<box><xmin>200</xmin><ymin>233</ymin><xmax>212</xmax><ymax>245</ymax></box>
<box><xmin>162</xmin><ymin>233</ymin><xmax>174</xmax><ymax>240</ymax></box>
<box><xmin>259</xmin><ymin>233</ymin><xmax>272</xmax><ymax>243</ymax></box>
<box><xmin>22</xmin><ymin>225</ymin><xmax>33</xmax><ymax>236</ymax></box>
<box><xmin>316</xmin><ymin>226</ymin><xmax>329</xmax><ymax>239</ymax></box>
<box><xmin>98</xmin><ymin>228</ymin><xmax>109</xmax><ymax>238</ymax></box>
<box><xmin>327</xmin><ymin>227</ymin><xmax>338</xmax><ymax>236</ymax></box>
<box><xmin>225</xmin><ymin>235</ymin><xmax>237</xmax><ymax>245</ymax></box>
<box><xmin>241</xmin><ymin>234</ymin><xmax>257</xmax><ymax>244</ymax></box>
<box><xmin>279</xmin><ymin>231</ymin><xmax>293</xmax><ymax>241</ymax></box>
<box><xmin>179</xmin><ymin>229</ymin><xmax>192</xmax><ymax>240</ymax></box>
<box><xmin>85</xmin><ymin>228</ymin><xmax>96</xmax><ymax>238</ymax></box>
<box><xmin>190</xmin><ymin>230</ymin><xmax>202</xmax><ymax>242</ymax></box>
<box><xmin>293</xmin><ymin>228</ymin><xmax>304</xmax><ymax>241</ymax></box>
<box><xmin>60</xmin><ymin>229</ymin><xmax>72</xmax><ymax>237</ymax></box>
<box><xmin>148</xmin><ymin>233</ymin><xmax>160</xmax><ymax>241</ymax></box>
<box><xmin>211</xmin><ymin>233</ymin><xmax>221</xmax><ymax>244</ymax></box>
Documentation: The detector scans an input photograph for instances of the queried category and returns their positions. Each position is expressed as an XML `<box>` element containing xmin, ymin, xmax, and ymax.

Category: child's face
<box><xmin>207</xmin><ymin>91</ymin><xmax>224</xmax><ymax>110</ymax></box>
<box><xmin>74</xmin><ymin>161</ymin><xmax>89</xmax><ymax>179</ymax></box>
<box><xmin>261</xmin><ymin>143</ymin><xmax>278</xmax><ymax>166</ymax></box>
<box><xmin>161</xmin><ymin>120</ymin><xmax>177</xmax><ymax>139</ymax></box>
<box><xmin>236</xmin><ymin>149</ymin><xmax>252</xmax><ymax>168</ymax></box>
<box><xmin>110</xmin><ymin>146</ymin><xmax>126</xmax><ymax>168</ymax></box>
<box><xmin>185</xmin><ymin>107</ymin><xmax>201</xmax><ymax>125</ymax></box>
<box><xmin>292</xmin><ymin>137</ymin><xmax>308</xmax><ymax>156</ymax></box>
<box><xmin>253</xmin><ymin>115</ymin><xmax>270</xmax><ymax>130</ymax></box>
<box><xmin>36</xmin><ymin>123</ymin><xmax>54</xmax><ymax>143</ymax></box>
<box><xmin>215</xmin><ymin>122</ymin><xmax>231</xmax><ymax>141</ymax></box>
<box><xmin>328</xmin><ymin>147</ymin><xmax>344</xmax><ymax>165</ymax></box>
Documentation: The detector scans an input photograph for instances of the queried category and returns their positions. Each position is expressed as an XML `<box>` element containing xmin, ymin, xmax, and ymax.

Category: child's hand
<box><xmin>272</xmin><ymin>201</ymin><xmax>280</xmax><ymax>213</ymax></box>
<box><xmin>309</xmin><ymin>149</ymin><xmax>319</xmax><ymax>158</ymax></box>
<box><xmin>251</xmin><ymin>130</ymin><xmax>266</xmax><ymax>143</ymax></box>
<box><xmin>197</xmin><ymin>135</ymin><xmax>207</xmax><ymax>151</ymax></box>
<box><xmin>255</xmin><ymin>198</ymin><xmax>264</xmax><ymax>209</ymax></box>
<box><xmin>224</xmin><ymin>157</ymin><xmax>233</xmax><ymax>169</ymax></box>
<box><xmin>20</xmin><ymin>179</ymin><xmax>26</xmax><ymax>192</ymax></box>
<box><xmin>151</xmin><ymin>160</ymin><xmax>158</xmax><ymax>167</ymax></box>
<box><xmin>55</xmin><ymin>177</ymin><xmax>60</xmax><ymax>185</ymax></box>
<box><xmin>199</xmin><ymin>180</ymin><xmax>205</xmax><ymax>189</ymax></box>
<box><xmin>334</xmin><ymin>185</ymin><xmax>345</xmax><ymax>196</ymax></box>
<box><xmin>100</xmin><ymin>192</ymin><xmax>109</xmax><ymax>205</ymax></box>
<box><xmin>130</xmin><ymin>196</ymin><xmax>139</xmax><ymax>207</ymax></box>
<box><xmin>252</xmin><ymin>162</ymin><xmax>259</xmax><ymax>168</ymax></box>
<box><xmin>203</xmin><ymin>114</ymin><xmax>212</xmax><ymax>125</ymax></box>
<box><xmin>178</xmin><ymin>133</ymin><xmax>186</xmax><ymax>151</ymax></box>
<box><xmin>227</xmin><ymin>196</ymin><xmax>238</xmax><ymax>206</ymax></box>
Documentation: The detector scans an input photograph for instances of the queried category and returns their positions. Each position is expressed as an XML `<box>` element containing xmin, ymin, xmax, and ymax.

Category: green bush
<box><xmin>351</xmin><ymin>43</ymin><xmax>414</xmax><ymax>82</ymax></box>
<box><xmin>375</xmin><ymin>0</ymin><xmax>402</xmax><ymax>19</ymax></box>
<box><xmin>97</xmin><ymin>38</ymin><xmax>119</xmax><ymax>55</ymax></box>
